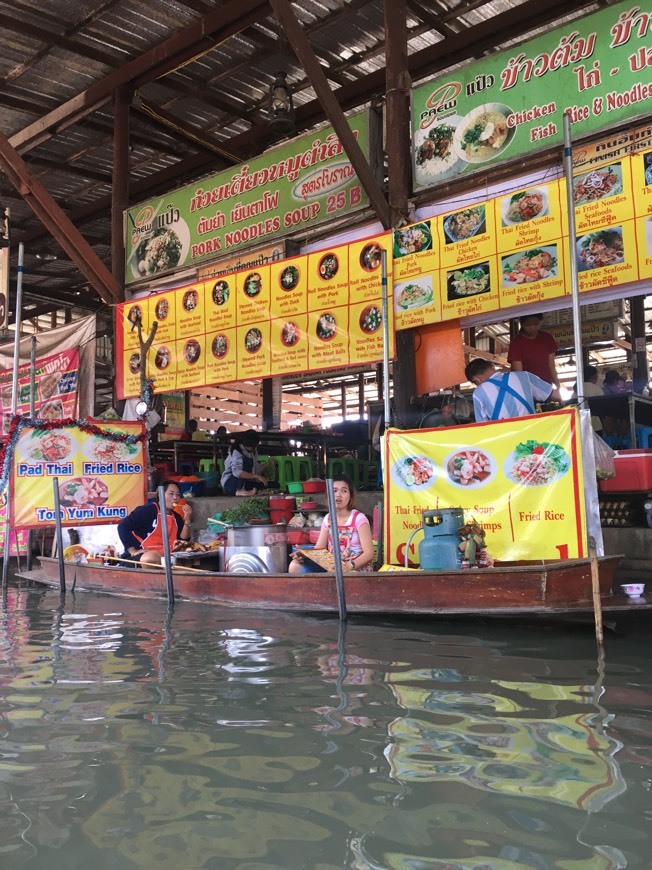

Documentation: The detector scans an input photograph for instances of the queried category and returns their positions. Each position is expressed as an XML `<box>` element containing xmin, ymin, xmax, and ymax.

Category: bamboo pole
<box><xmin>589</xmin><ymin>537</ymin><xmax>604</xmax><ymax>645</ymax></box>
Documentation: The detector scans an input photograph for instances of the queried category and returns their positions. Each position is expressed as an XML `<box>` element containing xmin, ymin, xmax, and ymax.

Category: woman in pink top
<box><xmin>507</xmin><ymin>313</ymin><xmax>560</xmax><ymax>388</ymax></box>
<box><xmin>289</xmin><ymin>476</ymin><xmax>375</xmax><ymax>573</ymax></box>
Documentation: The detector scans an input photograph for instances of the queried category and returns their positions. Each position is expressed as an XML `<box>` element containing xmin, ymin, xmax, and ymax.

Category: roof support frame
<box><xmin>9</xmin><ymin>0</ymin><xmax>271</xmax><ymax>155</ymax></box>
<box><xmin>269</xmin><ymin>0</ymin><xmax>391</xmax><ymax>230</ymax></box>
<box><xmin>0</xmin><ymin>132</ymin><xmax>122</xmax><ymax>304</ymax></box>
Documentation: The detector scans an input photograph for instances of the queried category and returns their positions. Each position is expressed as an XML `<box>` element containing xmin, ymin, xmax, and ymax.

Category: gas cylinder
<box><xmin>405</xmin><ymin>508</ymin><xmax>464</xmax><ymax>571</ymax></box>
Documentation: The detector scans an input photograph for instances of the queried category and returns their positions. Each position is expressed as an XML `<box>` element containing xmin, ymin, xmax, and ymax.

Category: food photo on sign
<box><xmin>394</xmin><ymin>276</ymin><xmax>434</xmax><ymax>312</ymax></box>
<box><xmin>446</xmin><ymin>263</ymin><xmax>491</xmax><ymax>300</ymax></box>
<box><xmin>500</xmin><ymin>188</ymin><xmax>549</xmax><ymax>226</ymax></box>
<box><xmin>452</xmin><ymin>103</ymin><xmax>515</xmax><ymax>165</ymax></box>
<box><xmin>443</xmin><ymin>205</ymin><xmax>486</xmax><ymax>244</ymax></box>
<box><xmin>413</xmin><ymin>116</ymin><xmax>463</xmax><ymax>185</ymax></box>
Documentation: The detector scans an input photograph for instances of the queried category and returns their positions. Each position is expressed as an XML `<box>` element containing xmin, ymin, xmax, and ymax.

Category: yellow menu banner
<box><xmin>11</xmin><ymin>422</ymin><xmax>146</xmax><ymax>530</ymax></box>
<box><xmin>384</xmin><ymin>408</ymin><xmax>586</xmax><ymax>564</ymax></box>
<box><xmin>116</xmin><ymin>235</ymin><xmax>394</xmax><ymax>399</ymax></box>
<box><xmin>395</xmin><ymin>149</ymin><xmax>652</xmax><ymax>331</ymax></box>
<box><xmin>116</xmin><ymin>147</ymin><xmax>652</xmax><ymax>396</ymax></box>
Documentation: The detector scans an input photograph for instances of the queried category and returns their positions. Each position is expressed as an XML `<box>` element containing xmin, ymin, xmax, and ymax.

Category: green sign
<box><xmin>125</xmin><ymin>111</ymin><xmax>371</xmax><ymax>285</ymax></box>
<box><xmin>412</xmin><ymin>0</ymin><xmax>652</xmax><ymax>189</ymax></box>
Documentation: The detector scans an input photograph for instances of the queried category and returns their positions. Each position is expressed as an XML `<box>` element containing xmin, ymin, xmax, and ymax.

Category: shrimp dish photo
<box><xmin>446</xmin><ymin>449</ymin><xmax>494</xmax><ymax>487</ymax></box>
<box><xmin>281</xmin><ymin>322</ymin><xmax>299</xmax><ymax>347</ymax></box>
<box><xmin>395</xmin><ymin>455</ymin><xmax>435</xmax><ymax>488</ymax></box>
<box><xmin>59</xmin><ymin>477</ymin><xmax>109</xmax><ymax>509</ymax></box>
<box><xmin>24</xmin><ymin>429</ymin><xmax>73</xmax><ymax>463</ymax></box>
<box><xmin>502</xmin><ymin>248</ymin><xmax>557</xmax><ymax>285</ymax></box>
<box><xmin>504</xmin><ymin>190</ymin><xmax>546</xmax><ymax>223</ymax></box>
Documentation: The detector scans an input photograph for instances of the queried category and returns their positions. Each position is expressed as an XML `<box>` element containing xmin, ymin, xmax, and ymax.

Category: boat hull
<box><xmin>20</xmin><ymin>555</ymin><xmax>627</xmax><ymax>616</ymax></box>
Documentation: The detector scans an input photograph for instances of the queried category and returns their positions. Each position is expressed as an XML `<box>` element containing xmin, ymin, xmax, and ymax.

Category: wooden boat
<box><xmin>19</xmin><ymin>553</ymin><xmax>642</xmax><ymax>616</ymax></box>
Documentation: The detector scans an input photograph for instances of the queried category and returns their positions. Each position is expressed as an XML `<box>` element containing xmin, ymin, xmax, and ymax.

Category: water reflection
<box><xmin>0</xmin><ymin>585</ymin><xmax>649</xmax><ymax>868</ymax></box>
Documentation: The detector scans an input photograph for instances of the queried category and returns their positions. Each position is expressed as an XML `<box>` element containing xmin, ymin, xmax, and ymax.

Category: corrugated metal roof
<box><xmin>0</xmin><ymin>0</ymin><xmax>607</xmax><ymax>315</ymax></box>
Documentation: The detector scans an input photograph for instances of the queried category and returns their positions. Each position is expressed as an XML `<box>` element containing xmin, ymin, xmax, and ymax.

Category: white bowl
<box><xmin>621</xmin><ymin>583</ymin><xmax>645</xmax><ymax>598</ymax></box>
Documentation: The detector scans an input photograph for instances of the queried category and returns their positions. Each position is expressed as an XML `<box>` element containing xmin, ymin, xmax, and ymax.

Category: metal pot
<box><xmin>222</xmin><ymin>523</ymin><xmax>288</xmax><ymax>573</ymax></box>
<box><xmin>227</xmin><ymin>523</ymin><xmax>287</xmax><ymax>548</ymax></box>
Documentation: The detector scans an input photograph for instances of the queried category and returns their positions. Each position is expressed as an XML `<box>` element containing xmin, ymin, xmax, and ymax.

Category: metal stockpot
<box><xmin>219</xmin><ymin>523</ymin><xmax>289</xmax><ymax>573</ymax></box>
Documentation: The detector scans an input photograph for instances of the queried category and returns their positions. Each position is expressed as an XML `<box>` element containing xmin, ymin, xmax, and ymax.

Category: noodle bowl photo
<box><xmin>453</xmin><ymin>103</ymin><xmax>515</xmax><ymax>164</ymax></box>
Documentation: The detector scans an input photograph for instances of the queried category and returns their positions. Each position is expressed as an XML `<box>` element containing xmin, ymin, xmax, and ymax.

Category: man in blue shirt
<box><xmin>465</xmin><ymin>359</ymin><xmax>562</xmax><ymax>423</ymax></box>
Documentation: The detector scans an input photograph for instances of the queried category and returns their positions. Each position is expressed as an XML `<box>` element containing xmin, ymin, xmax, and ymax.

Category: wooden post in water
<box><xmin>589</xmin><ymin>537</ymin><xmax>604</xmax><ymax>645</ymax></box>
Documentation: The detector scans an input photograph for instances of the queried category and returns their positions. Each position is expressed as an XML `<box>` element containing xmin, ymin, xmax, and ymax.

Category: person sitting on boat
<box><xmin>117</xmin><ymin>480</ymin><xmax>192</xmax><ymax>566</ymax></box>
<box><xmin>465</xmin><ymin>359</ymin><xmax>562</xmax><ymax>423</ymax></box>
<box><xmin>289</xmin><ymin>475</ymin><xmax>375</xmax><ymax>574</ymax></box>
<box><xmin>221</xmin><ymin>429</ymin><xmax>272</xmax><ymax>496</ymax></box>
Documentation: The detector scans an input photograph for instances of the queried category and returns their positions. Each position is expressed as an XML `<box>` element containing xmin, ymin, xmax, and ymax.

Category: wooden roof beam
<box><xmin>9</xmin><ymin>0</ymin><xmax>270</xmax><ymax>155</ymax></box>
<box><xmin>270</xmin><ymin>0</ymin><xmax>390</xmax><ymax>229</ymax></box>
<box><xmin>13</xmin><ymin>0</ymin><xmax>593</xmax><ymax>247</ymax></box>
<box><xmin>0</xmin><ymin>131</ymin><xmax>122</xmax><ymax>304</ymax></box>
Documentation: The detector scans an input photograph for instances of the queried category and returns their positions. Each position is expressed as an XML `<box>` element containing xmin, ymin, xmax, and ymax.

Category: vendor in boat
<box><xmin>465</xmin><ymin>359</ymin><xmax>562</xmax><ymax>423</ymax></box>
<box><xmin>221</xmin><ymin>429</ymin><xmax>272</xmax><ymax>496</ymax></box>
<box><xmin>289</xmin><ymin>475</ymin><xmax>375</xmax><ymax>574</ymax></box>
<box><xmin>117</xmin><ymin>480</ymin><xmax>192</xmax><ymax>566</ymax></box>
<box><xmin>507</xmin><ymin>313</ymin><xmax>560</xmax><ymax>388</ymax></box>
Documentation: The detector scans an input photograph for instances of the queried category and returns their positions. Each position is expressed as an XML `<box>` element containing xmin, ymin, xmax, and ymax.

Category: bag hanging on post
<box><xmin>593</xmin><ymin>431</ymin><xmax>616</xmax><ymax>480</ymax></box>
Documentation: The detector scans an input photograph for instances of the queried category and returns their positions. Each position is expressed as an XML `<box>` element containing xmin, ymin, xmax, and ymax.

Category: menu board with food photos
<box><xmin>385</xmin><ymin>408</ymin><xmax>586</xmax><ymax>564</ymax></box>
<box><xmin>117</xmin><ymin>144</ymin><xmax>652</xmax><ymax>398</ymax></box>
<box><xmin>116</xmin><ymin>235</ymin><xmax>394</xmax><ymax>399</ymax></box>
<box><xmin>11</xmin><ymin>421</ymin><xmax>146</xmax><ymax>530</ymax></box>
<box><xmin>394</xmin><ymin>149</ymin><xmax>652</xmax><ymax>332</ymax></box>
<box><xmin>0</xmin><ymin>348</ymin><xmax>79</xmax><ymax>436</ymax></box>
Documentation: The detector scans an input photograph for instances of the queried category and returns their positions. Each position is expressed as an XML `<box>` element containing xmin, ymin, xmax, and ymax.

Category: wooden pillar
<box><xmin>630</xmin><ymin>295</ymin><xmax>649</xmax><ymax>393</ymax></box>
<box><xmin>111</xmin><ymin>86</ymin><xmax>130</xmax><ymax>294</ymax></box>
<box><xmin>385</xmin><ymin>0</ymin><xmax>415</xmax><ymax>425</ymax></box>
<box><xmin>358</xmin><ymin>372</ymin><xmax>365</xmax><ymax>418</ymax></box>
<box><xmin>262</xmin><ymin>378</ymin><xmax>274</xmax><ymax>431</ymax></box>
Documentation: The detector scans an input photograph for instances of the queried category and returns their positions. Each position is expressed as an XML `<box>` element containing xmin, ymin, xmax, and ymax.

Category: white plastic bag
<box><xmin>593</xmin><ymin>431</ymin><xmax>616</xmax><ymax>480</ymax></box>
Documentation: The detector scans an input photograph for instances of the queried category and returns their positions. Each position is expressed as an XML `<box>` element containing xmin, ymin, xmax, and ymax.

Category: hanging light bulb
<box><xmin>269</xmin><ymin>71</ymin><xmax>295</xmax><ymax>135</ymax></box>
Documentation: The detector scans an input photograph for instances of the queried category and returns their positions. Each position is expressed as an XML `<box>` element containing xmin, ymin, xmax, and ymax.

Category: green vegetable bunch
<box><xmin>220</xmin><ymin>496</ymin><xmax>271</xmax><ymax>526</ymax></box>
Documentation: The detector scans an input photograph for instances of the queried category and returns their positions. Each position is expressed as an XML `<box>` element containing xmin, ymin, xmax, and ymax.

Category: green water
<box><xmin>1</xmin><ymin>580</ymin><xmax>650</xmax><ymax>869</ymax></box>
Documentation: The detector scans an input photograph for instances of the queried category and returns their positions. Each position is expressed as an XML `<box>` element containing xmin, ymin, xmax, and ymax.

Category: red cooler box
<box><xmin>599</xmin><ymin>449</ymin><xmax>652</xmax><ymax>492</ymax></box>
